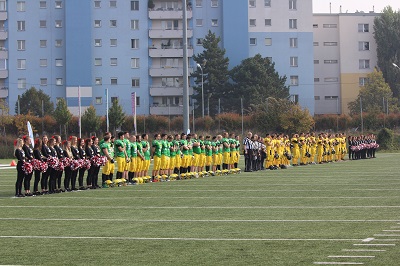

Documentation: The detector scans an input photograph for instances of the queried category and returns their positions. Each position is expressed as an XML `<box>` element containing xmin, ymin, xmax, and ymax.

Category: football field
<box><xmin>0</xmin><ymin>154</ymin><xmax>399</xmax><ymax>265</ymax></box>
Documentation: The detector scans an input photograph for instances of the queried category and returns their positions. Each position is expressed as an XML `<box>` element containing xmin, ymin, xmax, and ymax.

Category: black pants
<box><xmin>91</xmin><ymin>166</ymin><xmax>100</xmax><ymax>187</ymax></box>
<box><xmin>78</xmin><ymin>168</ymin><xmax>86</xmax><ymax>187</ymax></box>
<box><xmin>41</xmin><ymin>170</ymin><xmax>49</xmax><ymax>190</ymax></box>
<box><xmin>34</xmin><ymin>170</ymin><xmax>41</xmax><ymax>192</ymax></box>
<box><xmin>15</xmin><ymin>163</ymin><xmax>24</xmax><ymax>196</ymax></box>
<box><xmin>244</xmin><ymin>152</ymin><xmax>252</xmax><ymax>171</ymax></box>
<box><xmin>87</xmin><ymin>167</ymin><xmax>94</xmax><ymax>187</ymax></box>
<box><xmin>49</xmin><ymin>168</ymin><xmax>57</xmax><ymax>193</ymax></box>
<box><xmin>56</xmin><ymin>170</ymin><xmax>63</xmax><ymax>189</ymax></box>
<box><xmin>71</xmin><ymin>169</ymin><xmax>78</xmax><ymax>189</ymax></box>
<box><xmin>64</xmin><ymin>168</ymin><xmax>72</xmax><ymax>189</ymax></box>
<box><xmin>23</xmin><ymin>172</ymin><xmax>33</xmax><ymax>191</ymax></box>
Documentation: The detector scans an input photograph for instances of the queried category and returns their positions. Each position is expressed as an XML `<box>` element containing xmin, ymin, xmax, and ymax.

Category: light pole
<box><xmin>196</xmin><ymin>63</ymin><xmax>204</xmax><ymax>118</ymax></box>
<box><xmin>393</xmin><ymin>63</ymin><xmax>400</xmax><ymax>70</ymax></box>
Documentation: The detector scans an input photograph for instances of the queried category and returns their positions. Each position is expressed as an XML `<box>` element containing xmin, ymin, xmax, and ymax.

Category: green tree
<box><xmin>81</xmin><ymin>105</ymin><xmax>101</xmax><ymax>135</ymax></box>
<box><xmin>15</xmin><ymin>87</ymin><xmax>54</xmax><ymax>116</ymax></box>
<box><xmin>53</xmin><ymin>98</ymin><xmax>73</xmax><ymax>138</ymax></box>
<box><xmin>228</xmin><ymin>54</ymin><xmax>290</xmax><ymax>113</ymax></box>
<box><xmin>374</xmin><ymin>6</ymin><xmax>400</xmax><ymax>97</ymax></box>
<box><xmin>348</xmin><ymin>70</ymin><xmax>398</xmax><ymax>115</ymax></box>
<box><xmin>108</xmin><ymin>98</ymin><xmax>126</xmax><ymax>133</ymax></box>
<box><xmin>192</xmin><ymin>30</ymin><xmax>230</xmax><ymax>117</ymax></box>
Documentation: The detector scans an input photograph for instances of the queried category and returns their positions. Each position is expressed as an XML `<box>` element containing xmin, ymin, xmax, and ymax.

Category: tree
<box><xmin>348</xmin><ymin>70</ymin><xmax>398</xmax><ymax>115</ymax></box>
<box><xmin>192</xmin><ymin>31</ymin><xmax>230</xmax><ymax>117</ymax></box>
<box><xmin>81</xmin><ymin>106</ymin><xmax>101</xmax><ymax>135</ymax></box>
<box><xmin>108</xmin><ymin>98</ymin><xmax>126</xmax><ymax>133</ymax></box>
<box><xmin>374</xmin><ymin>6</ymin><xmax>400</xmax><ymax>97</ymax></box>
<box><xmin>53</xmin><ymin>98</ymin><xmax>73</xmax><ymax>138</ymax></box>
<box><xmin>15</xmin><ymin>87</ymin><xmax>54</xmax><ymax>117</ymax></box>
<box><xmin>228</xmin><ymin>54</ymin><xmax>290</xmax><ymax>113</ymax></box>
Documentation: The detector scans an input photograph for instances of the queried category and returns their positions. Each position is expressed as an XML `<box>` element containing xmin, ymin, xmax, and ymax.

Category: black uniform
<box><xmin>22</xmin><ymin>144</ymin><xmax>34</xmax><ymax>193</ymax></box>
<box><xmin>14</xmin><ymin>148</ymin><xmax>26</xmax><ymax>197</ymax></box>
<box><xmin>41</xmin><ymin>143</ymin><xmax>52</xmax><ymax>191</ymax></box>
<box><xmin>54</xmin><ymin>144</ymin><xmax>64</xmax><ymax>191</ymax></box>
<box><xmin>33</xmin><ymin>148</ymin><xmax>44</xmax><ymax>194</ymax></box>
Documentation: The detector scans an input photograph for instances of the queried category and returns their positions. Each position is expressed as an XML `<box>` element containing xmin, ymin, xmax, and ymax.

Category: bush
<box><xmin>377</xmin><ymin>128</ymin><xmax>393</xmax><ymax>150</ymax></box>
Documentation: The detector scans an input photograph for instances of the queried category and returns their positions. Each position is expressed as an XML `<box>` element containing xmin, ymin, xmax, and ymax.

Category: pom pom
<box><xmin>22</xmin><ymin>161</ymin><xmax>33</xmax><ymax>175</ymax></box>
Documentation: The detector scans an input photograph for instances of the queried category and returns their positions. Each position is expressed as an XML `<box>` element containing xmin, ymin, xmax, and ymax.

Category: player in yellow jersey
<box><xmin>291</xmin><ymin>134</ymin><xmax>300</xmax><ymax>166</ymax></box>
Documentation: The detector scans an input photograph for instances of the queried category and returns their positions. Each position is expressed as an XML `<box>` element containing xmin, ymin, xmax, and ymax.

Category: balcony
<box><xmin>149</xmin><ymin>29</ymin><xmax>193</xmax><ymax>39</ymax></box>
<box><xmin>149</xmin><ymin>47</ymin><xmax>193</xmax><ymax>58</ymax></box>
<box><xmin>150</xmin><ymin>105</ymin><xmax>184</xmax><ymax>116</ymax></box>
<box><xmin>149</xmin><ymin>9</ymin><xmax>192</xmax><ymax>19</ymax></box>
<box><xmin>150</xmin><ymin>86</ymin><xmax>193</xmax><ymax>96</ymax></box>
<box><xmin>0</xmin><ymin>12</ymin><xmax>7</xmax><ymax>20</ymax></box>
<box><xmin>149</xmin><ymin>67</ymin><xmax>193</xmax><ymax>77</ymax></box>
<box><xmin>0</xmin><ymin>70</ymin><xmax>8</xmax><ymax>79</ymax></box>
<box><xmin>0</xmin><ymin>30</ymin><xmax>7</xmax><ymax>40</ymax></box>
<box><xmin>0</xmin><ymin>86</ymin><xmax>8</xmax><ymax>98</ymax></box>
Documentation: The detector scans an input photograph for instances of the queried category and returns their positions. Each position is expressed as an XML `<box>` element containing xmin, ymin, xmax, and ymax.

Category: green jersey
<box><xmin>204</xmin><ymin>140</ymin><xmax>213</xmax><ymax>156</ymax></box>
<box><xmin>161</xmin><ymin>140</ymin><xmax>170</xmax><ymax>157</ymax></box>
<box><xmin>180</xmin><ymin>139</ymin><xmax>189</xmax><ymax>155</ymax></box>
<box><xmin>222</xmin><ymin>138</ymin><xmax>230</xmax><ymax>153</ymax></box>
<box><xmin>130</xmin><ymin>142</ymin><xmax>138</xmax><ymax>157</ymax></box>
<box><xmin>141</xmin><ymin>140</ymin><xmax>151</xmax><ymax>160</ymax></box>
<box><xmin>137</xmin><ymin>141</ymin><xmax>144</xmax><ymax>156</ymax></box>
<box><xmin>100</xmin><ymin>142</ymin><xmax>111</xmax><ymax>157</ymax></box>
<box><xmin>192</xmin><ymin>139</ymin><xmax>201</xmax><ymax>154</ymax></box>
<box><xmin>125</xmin><ymin>139</ymin><xmax>132</xmax><ymax>157</ymax></box>
<box><xmin>152</xmin><ymin>139</ymin><xmax>162</xmax><ymax>157</ymax></box>
<box><xmin>114</xmin><ymin>139</ymin><xmax>126</xmax><ymax>158</ymax></box>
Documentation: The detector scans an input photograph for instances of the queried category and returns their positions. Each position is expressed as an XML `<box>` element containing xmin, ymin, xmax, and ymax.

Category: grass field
<box><xmin>0</xmin><ymin>154</ymin><xmax>399</xmax><ymax>266</ymax></box>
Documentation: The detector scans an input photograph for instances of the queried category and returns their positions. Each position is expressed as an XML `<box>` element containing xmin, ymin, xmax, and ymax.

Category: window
<box><xmin>17</xmin><ymin>1</ymin><xmax>25</xmax><ymax>12</ymax></box>
<box><xmin>250</xmin><ymin>38</ymin><xmax>257</xmax><ymax>45</ymax></box>
<box><xmin>94</xmin><ymin>20</ymin><xmax>101</xmax><ymax>27</ymax></box>
<box><xmin>162</xmin><ymin>77</ymin><xmax>180</xmax><ymax>87</ymax></box>
<box><xmin>110</xmin><ymin>20</ymin><xmax>117</xmax><ymax>27</ymax></box>
<box><xmin>132</xmin><ymin>78</ymin><xmax>140</xmax><ymax>87</ymax></box>
<box><xmin>249</xmin><ymin>19</ymin><xmax>256</xmax><ymax>27</ymax></box>
<box><xmin>289</xmin><ymin>19</ymin><xmax>297</xmax><ymax>29</ymax></box>
<box><xmin>290</xmin><ymin>75</ymin><xmax>299</xmax><ymax>86</ymax></box>
<box><xmin>95</xmin><ymin>78</ymin><xmax>102</xmax><ymax>85</ymax></box>
<box><xmin>196</xmin><ymin>0</ymin><xmax>202</xmax><ymax>7</ymax></box>
<box><xmin>211</xmin><ymin>19</ymin><xmax>218</xmax><ymax>26</ymax></box>
<box><xmin>18</xmin><ymin>78</ymin><xmax>26</xmax><ymax>89</ymax></box>
<box><xmin>56</xmin><ymin>78</ymin><xmax>63</xmax><ymax>86</ymax></box>
<box><xmin>95</xmin><ymin>39</ymin><xmax>102</xmax><ymax>47</ymax></box>
<box><xmin>211</xmin><ymin>0</ymin><xmax>218</xmax><ymax>7</ymax></box>
<box><xmin>315</xmin><ymin>96</ymin><xmax>320</xmax><ymax>100</ymax></box>
<box><xmin>160</xmin><ymin>58</ymin><xmax>179</xmax><ymax>68</ymax></box>
<box><xmin>196</xmin><ymin>19</ymin><xmax>203</xmax><ymax>27</ymax></box>
<box><xmin>95</xmin><ymin>97</ymin><xmax>102</xmax><ymax>105</ymax></box>
<box><xmin>40</xmin><ymin>1</ymin><xmax>46</xmax><ymax>8</ymax></box>
<box><xmin>17</xmin><ymin>59</ymin><xmax>26</xmax><ymax>70</ymax></box>
<box><xmin>136</xmin><ymin>97</ymin><xmax>140</xmax><ymax>106</ymax></box>
<box><xmin>0</xmin><ymin>59</ymin><xmax>6</xmax><ymax>70</ymax></box>
<box><xmin>265</xmin><ymin>0</ymin><xmax>271</xmax><ymax>7</ymax></box>
<box><xmin>359</xmin><ymin>59</ymin><xmax>370</xmax><ymax>69</ymax></box>
<box><xmin>111</xmin><ymin>78</ymin><xmax>118</xmax><ymax>85</ymax></box>
<box><xmin>313</xmin><ymin>24</ymin><xmax>318</xmax><ymax>28</ymax></box>
<box><xmin>40</xmin><ymin>20</ymin><xmax>47</xmax><ymax>28</ymax></box>
<box><xmin>324</xmin><ymin>42</ymin><xmax>337</xmax><ymax>46</ymax></box>
<box><xmin>110</xmin><ymin>39</ymin><xmax>117</xmax><ymax>46</ymax></box>
<box><xmin>17</xmin><ymin>21</ymin><xmax>25</xmax><ymax>31</ymax></box>
<box><xmin>110</xmin><ymin>58</ymin><xmax>117</xmax><ymax>66</ymax></box>
<box><xmin>55</xmin><ymin>59</ymin><xmax>63</xmax><ymax>67</ymax></box>
<box><xmin>265</xmin><ymin>38</ymin><xmax>272</xmax><ymax>46</ymax></box>
<box><xmin>358</xmin><ymin>41</ymin><xmax>370</xmax><ymax>51</ymax></box>
<box><xmin>323</xmin><ymin>24</ymin><xmax>337</xmax><ymax>28</ymax></box>
<box><xmin>55</xmin><ymin>20</ymin><xmax>62</xmax><ymax>28</ymax></box>
<box><xmin>249</xmin><ymin>0</ymin><xmax>256</xmax><ymax>7</ymax></box>
<box><xmin>131</xmin><ymin>39</ymin><xmax>139</xmax><ymax>49</ymax></box>
<box><xmin>264</xmin><ymin>19</ymin><xmax>271</xmax><ymax>26</ymax></box>
<box><xmin>94</xmin><ymin>58</ymin><xmax>102</xmax><ymax>66</ymax></box>
<box><xmin>359</xmin><ymin>77</ymin><xmax>369</xmax><ymax>86</ymax></box>
<box><xmin>131</xmin><ymin>20</ymin><xmax>139</xmax><ymax>30</ymax></box>
<box><xmin>55</xmin><ymin>40</ymin><xmax>63</xmax><ymax>47</ymax></box>
<box><xmin>289</xmin><ymin>0</ymin><xmax>296</xmax><ymax>10</ymax></box>
<box><xmin>324</xmin><ymin>60</ymin><xmax>338</xmax><ymax>64</ymax></box>
<box><xmin>290</xmin><ymin>94</ymin><xmax>299</xmax><ymax>104</ymax></box>
<box><xmin>196</xmin><ymin>38</ymin><xmax>203</xmax><ymax>45</ymax></box>
<box><xmin>358</xmin><ymin>23</ymin><xmax>369</xmax><ymax>32</ymax></box>
<box><xmin>314</xmin><ymin>60</ymin><xmax>319</xmax><ymax>64</ymax></box>
<box><xmin>324</xmin><ymin>77</ymin><xmax>338</xmax><ymax>82</ymax></box>
<box><xmin>290</xmin><ymin>38</ymin><xmax>298</xmax><ymax>48</ymax></box>
<box><xmin>55</xmin><ymin>1</ymin><xmax>62</xmax><ymax>8</ymax></box>
<box><xmin>17</xmin><ymin>40</ymin><xmax>25</xmax><ymax>50</ymax></box>
<box><xmin>131</xmin><ymin>1</ymin><xmax>139</xmax><ymax>10</ymax></box>
<box><xmin>314</xmin><ymin>78</ymin><xmax>320</xmax><ymax>82</ymax></box>
<box><xmin>40</xmin><ymin>40</ymin><xmax>47</xmax><ymax>48</ymax></box>
<box><xmin>313</xmin><ymin>42</ymin><xmax>319</xmax><ymax>46</ymax></box>
<box><xmin>290</xmin><ymin>56</ymin><xmax>298</xmax><ymax>67</ymax></box>
<box><xmin>110</xmin><ymin>1</ymin><xmax>117</xmax><ymax>8</ymax></box>
<box><xmin>94</xmin><ymin>1</ymin><xmax>101</xmax><ymax>8</ymax></box>
<box><xmin>40</xmin><ymin>78</ymin><xmax>47</xmax><ymax>86</ymax></box>
<box><xmin>131</xmin><ymin>58</ymin><xmax>140</xmax><ymax>68</ymax></box>
<box><xmin>325</xmin><ymin>96</ymin><xmax>338</xmax><ymax>100</ymax></box>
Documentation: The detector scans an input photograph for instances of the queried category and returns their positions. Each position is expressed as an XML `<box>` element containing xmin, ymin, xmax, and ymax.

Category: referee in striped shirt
<box><xmin>243</xmin><ymin>132</ymin><xmax>253</xmax><ymax>172</ymax></box>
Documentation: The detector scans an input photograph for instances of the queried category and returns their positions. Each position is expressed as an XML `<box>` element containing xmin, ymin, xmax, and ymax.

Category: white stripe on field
<box><xmin>353</xmin><ymin>244</ymin><xmax>395</xmax><ymax>246</ymax></box>
<box><xmin>314</xmin><ymin>263</ymin><xmax>364</xmax><ymax>265</ymax></box>
<box><xmin>0</xmin><ymin>235</ymin><xmax>361</xmax><ymax>242</ymax></box>
<box><xmin>0</xmin><ymin>218</ymin><xmax>398</xmax><ymax>223</ymax></box>
<box><xmin>341</xmin><ymin>249</ymin><xmax>386</xmax><ymax>252</ymax></box>
<box><xmin>328</xmin><ymin>256</ymin><xmax>375</xmax><ymax>258</ymax></box>
<box><xmin>373</xmin><ymin>234</ymin><xmax>400</xmax><ymax>237</ymax></box>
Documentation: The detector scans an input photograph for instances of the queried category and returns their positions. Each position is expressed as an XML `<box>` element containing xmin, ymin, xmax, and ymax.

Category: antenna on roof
<box><xmin>330</xmin><ymin>2</ymin><xmax>332</xmax><ymax>14</ymax></box>
<box><xmin>340</xmin><ymin>5</ymin><xmax>342</xmax><ymax>13</ymax></box>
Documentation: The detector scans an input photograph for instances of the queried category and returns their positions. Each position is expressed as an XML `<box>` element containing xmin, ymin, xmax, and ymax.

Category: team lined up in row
<box><xmin>243</xmin><ymin>132</ymin><xmax>378</xmax><ymax>172</ymax></box>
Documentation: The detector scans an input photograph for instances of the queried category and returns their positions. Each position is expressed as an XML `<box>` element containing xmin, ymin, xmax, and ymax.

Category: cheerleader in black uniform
<box><xmin>348</xmin><ymin>136</ymin><xmax>354</xmax><ymax>160</ymax></box>
<box><xmin>63</xmin><ymin>140</ymin><xmax>73</xmax><ymax>192</ymax></box>
<box><xmin>91</xmin><ymin>136</ymin><xmax>101</xmax><ymax>188</ymax></box>
<box><xmin>77</xmin><ymin>138</ymin><xmax>87</xmax><ymax>190</ymax></box>
<box><xmin>14</xmin><ymin>138</ymin><xmax>26</xmax><ymax>197</ymax></box>
<box><xmin>33</xmin><ymin>138</ymin><xmax>44</xmax><ymax>196</ymax></box>
<box><xmin>53</xmin><ymin>135</ymin><xmax>65</xmax><ymax>192</ymax></box>
<box><xmin>41</xmin><ymin>135</ymin><xmax>51</xmax><ymax>194</ymax></box>
<box><xmin>70</xmin><ymin>136</ymin><xmax>80</xmax><ymax>191</ymax></box>
<box><xmin>48</xmin><ymin>138</ymin><xmax>58</xmax><ymax>194</ymax></box>
<box><xmin>22</xmin><ymin>136</ymin><xmax>34</xmax><ymax>196</ymax></box>
<box><xmin>85</xmin><ymin>138</ymin><xmax>94</xmax><ymax>189</ymax></box>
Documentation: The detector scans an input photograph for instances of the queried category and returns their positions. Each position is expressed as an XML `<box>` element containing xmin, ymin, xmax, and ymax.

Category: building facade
<box><xmin>0</xmin><ymin>0</ymin><xmax>346</xmax><ymax>117</ymax></box>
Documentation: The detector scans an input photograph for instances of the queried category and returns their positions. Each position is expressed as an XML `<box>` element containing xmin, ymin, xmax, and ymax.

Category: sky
<box><xmin>313</xmin><ymin>0</ymin><xmax>400</xmax><ymax>14</ymax></box>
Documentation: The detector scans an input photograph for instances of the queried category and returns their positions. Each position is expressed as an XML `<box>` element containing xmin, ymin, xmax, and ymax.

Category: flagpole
<box><xmin>78</xmin><ymin>86</ymin><xmax>81</xmax><ymax>138</ymax></box>
<box><xmin>106</xmin><ymin>88</ymin><xmax>109</xmax><ymax>132</ymax></box>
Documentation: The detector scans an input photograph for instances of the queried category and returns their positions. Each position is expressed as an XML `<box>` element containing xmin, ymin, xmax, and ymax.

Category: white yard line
<box><xmin>314</xmin><ymin>262</ymin><xmax>364</xmax><ymax>265</ymax></box>
<box><xmin>341</xmin><ymin>249</ymin><xmax>386</xmax><ymax>252</ymax></box>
